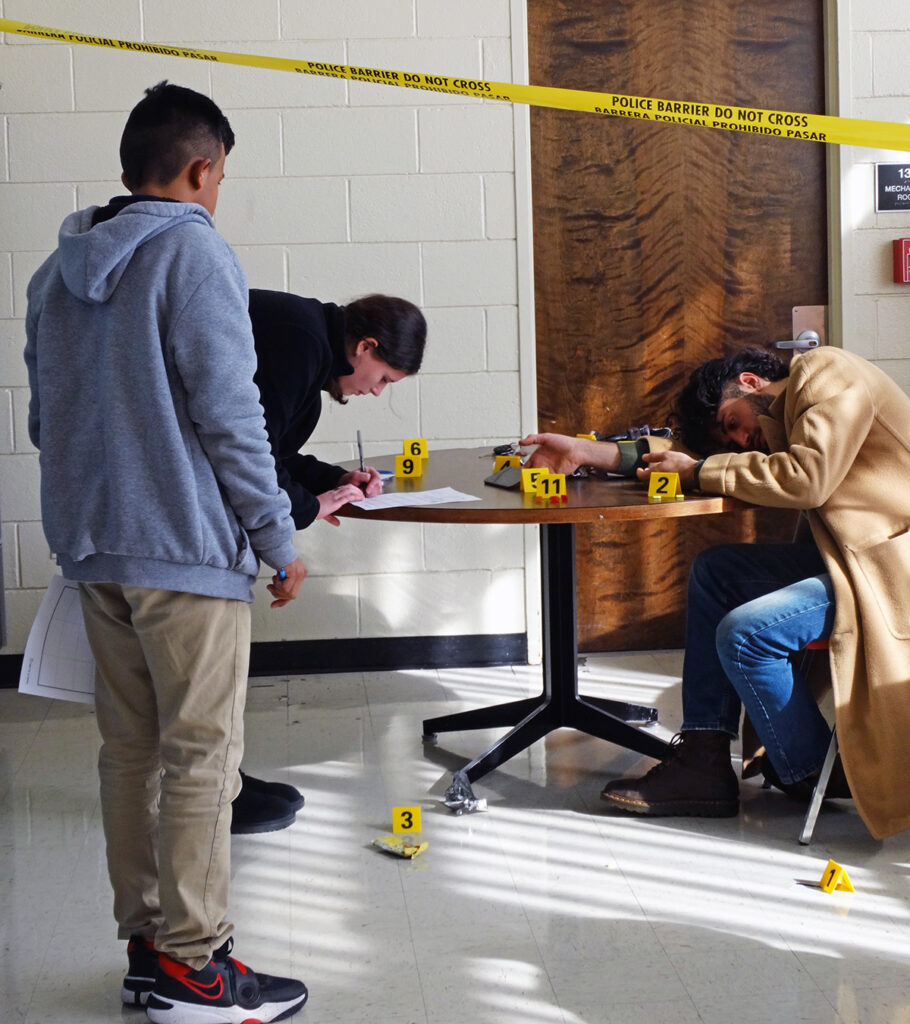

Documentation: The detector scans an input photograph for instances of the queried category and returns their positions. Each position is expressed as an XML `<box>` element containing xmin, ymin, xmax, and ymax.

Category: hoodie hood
<box><xmin>57</xmin><ymin>200</ymin><xmax>215</xmax><ymax>304</ymax></box>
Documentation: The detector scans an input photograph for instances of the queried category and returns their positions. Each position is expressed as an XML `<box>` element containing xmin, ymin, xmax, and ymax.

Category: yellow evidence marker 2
<box><xmin>392</xmin><ymin>806</ymin><xmax>422</xmax><ymax>834</ymax></box>
<box><xmin>648</xmin><ymin>471</ymin><xmax>684</xmax><ymax>503</ymax></box>
<box><xmin>819</xmin><ymin>859</ymin><xmax>855</xmax><ymax>893</ymax></box>
<box><xmin>535</xmin><ymin>472</ymin><xmax>568</xmax><ymax>502</ymax></box>
<box><xmin>403</xmin><ymin>438</ymin><xmax>428</xmax><ymax>460</ymax></box>
<box><xmin>521</xmin><ymin>466</ymin><xmax>548</xmax><ymax>493</ymax></box>
<box><xmin>395</xmin><ymin>454</ymin><xmax>423</xmax><ymax>478</ymax></box>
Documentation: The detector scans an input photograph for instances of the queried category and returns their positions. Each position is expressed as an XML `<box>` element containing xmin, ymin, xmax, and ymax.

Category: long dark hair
<box><xmin>343</xmin><ymin>295</ymin><xmax>426</xmax><ymax>373</ymax></box>
<box><xmin>675</xmin><ymin>346</ymin><xmax>789</xmax><ymax>455</ymax></box>
<box><xmin>329</xmin><ymin>295</ymin><xmax>426</xmax><ymax>403</ymax></box>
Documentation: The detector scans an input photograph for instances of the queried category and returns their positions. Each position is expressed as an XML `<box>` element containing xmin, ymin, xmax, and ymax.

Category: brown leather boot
<box><xmin>600</xmin><ymin>731</ymin><xmax>739</xmax><ymax>817</ymax></box>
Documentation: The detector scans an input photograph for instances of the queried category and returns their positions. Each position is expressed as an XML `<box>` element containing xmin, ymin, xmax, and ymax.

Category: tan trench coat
<box><xmin>699</xmin><ymin>347</ymin><xmax>910</xmax><ymax>839</ymax></box>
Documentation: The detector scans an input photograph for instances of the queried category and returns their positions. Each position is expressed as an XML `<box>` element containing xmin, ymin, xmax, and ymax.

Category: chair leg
<box><xmin>798</xmin><ymin>727</ymin><xmax>838</xmax><ymax>845</ymax></box>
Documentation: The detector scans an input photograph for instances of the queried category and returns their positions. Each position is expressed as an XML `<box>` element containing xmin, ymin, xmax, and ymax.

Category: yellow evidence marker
<box><xmin>494</xmin><ymin>453</ymin><xmax>522</xmax><ymax>472</ymax></box>
<box><xmin>535</xmin><ymin>472</ymin><xmax>568</xmax><ymax>503</ymax></box>
<box><xmin>403</xmin><ymin>438</ymin><xmax>428</xmax><ymax>460</ymax></box>
<box><xmin>392</xmin><ymin>806</ymin><xmax>422</xmax><ymax>834</ymax></box>
<box><xmin>648</xmin><ymin>471</ymin><xmax>684</xmax><ymax>503</ymax></box>
<box><xmin>819</xmin><ymin>859</ymin><xmax>855</xmax><ymax>893</ymax></box>
<box><xmin>521</xmin><ymin>466</ymin><xmax>548</xmax><ymax>493</ymax></box>
<box><xmin>395</xmin><ymin>454</ymin><xmax>423</xmax><ymax>478</ymax></box>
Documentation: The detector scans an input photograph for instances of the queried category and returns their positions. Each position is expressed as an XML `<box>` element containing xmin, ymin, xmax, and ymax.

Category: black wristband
<box><xmin>692</xmin><ymin>458</ymin><xmax>706</xmax><ymax>491</ymax></box>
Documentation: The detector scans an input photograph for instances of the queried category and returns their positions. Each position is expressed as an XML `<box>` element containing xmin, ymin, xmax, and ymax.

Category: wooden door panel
<box><xmin>528</xmin><ymin>1</ymin><xmax>826</xmax><ymax>649</ymax></box>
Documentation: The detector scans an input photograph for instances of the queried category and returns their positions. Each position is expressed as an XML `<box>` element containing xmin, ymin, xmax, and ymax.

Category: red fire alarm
<box><xmin>893</xmin><ymin>239</ymin><xmax>910</xmax><ymax>283</ymax></box>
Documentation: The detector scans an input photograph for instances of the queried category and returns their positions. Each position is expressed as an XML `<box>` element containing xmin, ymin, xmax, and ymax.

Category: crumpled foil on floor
<box><xmin>443</xmin><ymin>771</ymin><xmax>488</xmax><ymax>815</ymax></box>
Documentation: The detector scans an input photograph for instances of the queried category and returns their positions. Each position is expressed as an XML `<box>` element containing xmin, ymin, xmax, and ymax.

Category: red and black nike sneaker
<box><xmin>121</xmin><ymin>934</ymin><xmax>158</xmax><ymax>1006</ymax></box>
<box><xmin>145</xmin><ymin>938</ymin><xmax>308</xmax><ymax>1024</ymax></box>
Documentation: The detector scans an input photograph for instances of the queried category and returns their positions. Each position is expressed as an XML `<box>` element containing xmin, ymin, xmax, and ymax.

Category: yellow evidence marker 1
<box><xmin>392</xmin><ymin>806</ymin><xmax>422</xmax><ymax>834</ymax></box>
<box><xmin>494</xmin><ymin>453</ymin><xmax>522</xmax><ymax>472</ymax></box>
<box><xmin>395</xmin><ymin>454</ymin><xmax>423</xmax><ymax>478</ymax></box>
<box><xmin>819</xmin><ymin>859</ymin><xmax>855</xmax><ymax>893</ymax></box>
<box><xmin>403</xmin><ymin>438</ymin><xmax>428</xmax><ymax>460</ymax></box>
<box><xmin>521</xmin><ymin>466</ymin><xmax>548</xmax><ymax>493</ymax></box>
<box><xmin>535</xmin><ymin>472</ymin><xmax>568</xmax><ymax>503</ymax></box>
<box><xmin>648</xmin><ymin>471</ymin><xmax>684</xmax><ymax>503</ymax></box>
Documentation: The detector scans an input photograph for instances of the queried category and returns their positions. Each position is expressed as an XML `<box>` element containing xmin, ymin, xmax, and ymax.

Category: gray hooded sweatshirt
<box><xmin>25</xmin><ymin>199</ymin><xmax>298</xmax><ymax>602</ymax></box>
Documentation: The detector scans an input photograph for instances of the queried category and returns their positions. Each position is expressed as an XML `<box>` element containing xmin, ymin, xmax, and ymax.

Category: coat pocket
<box><xmin>850</xmin><ymin>526</ymin><xmax>910</xmax><ymax>639</ymax></box>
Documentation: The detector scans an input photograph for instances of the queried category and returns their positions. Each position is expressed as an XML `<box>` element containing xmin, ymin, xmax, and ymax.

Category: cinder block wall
<box><xmin>0</xmin><ymin>0</ymin><xmax>533</xmax><ymax>652</ymax></box>
<box><xmin>838</xmin><ymin>2</ymin><xmax>910</xmax><ymax>381</ymax></box>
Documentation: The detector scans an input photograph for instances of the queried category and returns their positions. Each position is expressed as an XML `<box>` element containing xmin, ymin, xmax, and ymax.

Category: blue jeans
<box><xmin>682</xmin><ymin>543</ymin><xmax>835</xmax><ymax>785</ymax></box>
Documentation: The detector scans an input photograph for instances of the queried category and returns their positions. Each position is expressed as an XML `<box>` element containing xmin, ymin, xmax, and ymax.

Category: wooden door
<box><xmin>528</xmin><ymin>0</ymin><xmax>827</xmax><ymax>650</ymax></box>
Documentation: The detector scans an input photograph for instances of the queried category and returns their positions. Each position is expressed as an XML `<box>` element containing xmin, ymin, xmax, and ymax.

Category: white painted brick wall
<box><xmin>841</xmin><ymin>9</ymin><xmax>910</xmax><ymax>379</ymax></box>
<box><xmin>0</xmin><ymin>3</ymin><xmax>527</xmax><ymax>653</ymax></box>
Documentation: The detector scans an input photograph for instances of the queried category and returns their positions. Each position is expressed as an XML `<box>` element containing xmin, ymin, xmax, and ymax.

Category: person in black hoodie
<box><xmin>232</xmin><ymin>289</ymin><xmax>427</xmax><ymax>832</ymax></box>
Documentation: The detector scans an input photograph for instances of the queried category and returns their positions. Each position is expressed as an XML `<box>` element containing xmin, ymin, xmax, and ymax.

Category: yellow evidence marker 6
<box><xmin>648</xmin><ymin>471</ymin><xmax>684</xmax><ymax>503</ymax></box>
<box><xmin>392</xmin><ymin>806</ymin><xmax>422</xmax><ymax>834</ymax></box>
<box><xmin>535</xmin><ymin>472</ymin><xmax>568</xmax><ymax>502</ymax></box>
<box><xmin>521</xmin><ymin>466</ymin><xmax>548</xmax><ymax>493</ymax></box>
<box><xmin>494</xmin><ymin>453</ymin><xmax>522</xmax><ymax>472</ymax></box>
<box><xmin>395</xmin><ymin>454</ymin><xmax>423</xmax><ymax>478</ymax></box>
<box><xmin>403</xmin><ymin>438</ymin><xmax>428</xmax><ymax>460</ymax></box>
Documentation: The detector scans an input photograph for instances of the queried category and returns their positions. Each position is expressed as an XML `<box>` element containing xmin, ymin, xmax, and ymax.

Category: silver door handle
<box><xmin>774</xmin><ymin>330</ymin><xmax>820</xmax><ymax>351</ymax></box>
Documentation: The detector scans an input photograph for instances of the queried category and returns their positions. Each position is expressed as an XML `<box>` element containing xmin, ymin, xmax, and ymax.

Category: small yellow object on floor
<box><xmin>372</xmin><ymin>834</ymin><xmax>429</xmax><ymax>859</ymax></box>
<box><xmin>819</xmin><ymin>859</ymin><xmax>854</xmax><ymax>893</ymax></box>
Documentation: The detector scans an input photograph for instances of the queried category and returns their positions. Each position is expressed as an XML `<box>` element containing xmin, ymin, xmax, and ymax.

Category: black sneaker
<box><xmin>121</xmin><ymin>934</ymin><xmax>158</xmax><ymax>1006</ymax></box>
<box><xmin>239</xmin><ymin>770</ymin><xmax>305</xmax><ymax>812</ymax></box>
<box><xmin>146</xmin><ymin>938</ymin><xmax>308</xmax><ymax>1024</ymax></box>
<box><xmin>231</xmin><ymin>781</ymin><xmax>298</xmax><ymax>836</ymax></box>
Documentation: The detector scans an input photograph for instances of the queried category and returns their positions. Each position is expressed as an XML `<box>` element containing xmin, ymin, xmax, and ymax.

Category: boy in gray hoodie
<box><xmin>25</xmin><ymin>82</ymin><xmax>308</xmax><ymax>1023</ymax></box>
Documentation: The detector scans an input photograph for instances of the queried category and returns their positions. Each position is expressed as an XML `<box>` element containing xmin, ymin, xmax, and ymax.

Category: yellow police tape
<box><xmin>3</xmin><ymin>16</ymin><xmax>910</xmax><ymax>153</ymax></box>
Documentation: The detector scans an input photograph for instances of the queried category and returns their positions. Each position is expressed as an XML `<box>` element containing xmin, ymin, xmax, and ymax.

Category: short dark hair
<box><xmin>343</xmin><ymin>294</ymin><xmax>427</xmax><ymax>374</ymax></box>
<box><xmin>675</xmin><ymin>346</ymin><xmax>789</xmax><ymax>455</ymax></box>
<box><xmin>120</xmin><ymin>81</ymin><xmax>235</xmax><ymax>190</ymax></box>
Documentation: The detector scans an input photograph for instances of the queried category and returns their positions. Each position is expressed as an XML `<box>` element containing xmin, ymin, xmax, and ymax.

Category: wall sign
<box><xmin>876</xmin><ymin>163</ymin><xmax>910</xmax><ymax>212</ymax></box>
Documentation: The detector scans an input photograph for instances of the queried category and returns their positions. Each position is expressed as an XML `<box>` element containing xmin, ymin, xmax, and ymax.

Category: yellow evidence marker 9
<box><xmin>521</xmin><ymin>467</ymin><xmax>548</xmax><ymax>493</ymax></box>
<box><xmin>392</xmin><ymin>806</ymin><xmax>422</xmax><ymax>834</ymax></box>
<box><xmin>648</xmin><ymin>471</ymin><xmax>684</xmax><ymax>503</ymax></box>
<box><xmin>535</xmin><ymin>472</ymin><xmax>568</xmax><ymax>502</ymax></box>
<box><xmin>403</xmin><ymin>438</ymin><xmax>428</xmax><ymax>460</ymax></box>
<box><xmin>395</xmin><ymin>454</ymin><xmax>423</xmax><ymax>478</ymax></box>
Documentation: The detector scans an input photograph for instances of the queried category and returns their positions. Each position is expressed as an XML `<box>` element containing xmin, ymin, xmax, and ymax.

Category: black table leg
<box><xmin>434</xmin><ymin>521</ymin><xmax>670</xmax><ymax>801</ymax></box>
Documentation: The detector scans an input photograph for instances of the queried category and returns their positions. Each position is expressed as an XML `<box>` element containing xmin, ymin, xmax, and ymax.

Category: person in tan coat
<box><xmin>523</xmin><ymin>344</ymin><xmax>910</xmax><ymax>840</ymax></box>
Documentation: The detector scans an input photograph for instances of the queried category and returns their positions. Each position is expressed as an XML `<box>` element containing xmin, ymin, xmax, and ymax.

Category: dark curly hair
<box><xmin>675</xmin><ymin>346</ymin><xmax>789</xmax><ymax>455</ymax></box>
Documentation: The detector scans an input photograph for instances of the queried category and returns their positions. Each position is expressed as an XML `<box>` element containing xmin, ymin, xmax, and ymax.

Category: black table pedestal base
<box><xmin>425</xmin><ymin>522</ymin><xmax>671</xmax><ymax>800</ymax></box>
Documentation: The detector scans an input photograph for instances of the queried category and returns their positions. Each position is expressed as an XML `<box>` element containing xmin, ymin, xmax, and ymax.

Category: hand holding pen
<box><xmin>268</xmin><ymin>557</ymin><xmax>307</xmax><ymax>608</ymax></box>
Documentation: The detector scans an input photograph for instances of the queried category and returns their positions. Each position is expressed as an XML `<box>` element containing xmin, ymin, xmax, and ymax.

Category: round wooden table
<box><xmin>338</xmin><ymin>446</ymin><xmax>747</xmax><ymax>805</ymax></box>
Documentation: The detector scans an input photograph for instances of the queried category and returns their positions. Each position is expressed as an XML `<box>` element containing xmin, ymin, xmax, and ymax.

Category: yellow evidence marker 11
<box><xmin>535</xmin><ymin>472</ymin><xmax>568</xmax><ymax>502</ymax></box>
<box><xmin>392</xmin><ymin>806</ymin><xmax>422</xmax><ymax>834</ymax></box>
<box><xmin>395</xmin><ymin>454</ymin><xmax>423</xmax><ymax>478</ymax></box>
<box><xmin>648</xmin><ymin>471</ymin><xmax>684</xmax><ymax>503</ymax></box>
<box><xmin>403</xmin><ymin>438</ymin><xmax>428</xmax><ymax>460</ymax></box>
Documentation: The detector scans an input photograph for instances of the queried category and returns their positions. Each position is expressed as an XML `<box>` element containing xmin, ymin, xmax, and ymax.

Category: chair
<box><xmin>797</xmin><ymin>638</ymin><xmax>839</xmax><ymax>845</ymax></box>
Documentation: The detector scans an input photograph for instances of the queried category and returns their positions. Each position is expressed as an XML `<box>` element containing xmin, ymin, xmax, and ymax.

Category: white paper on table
<box><xmin>19</xmin><ymin>575</ymin><xmax>96</xmax><ymax>705</ymax></box>
<box><xmin>355</xmin><ymin>487</ymin><xmax>481</xmax><ymax>511</ymax></box>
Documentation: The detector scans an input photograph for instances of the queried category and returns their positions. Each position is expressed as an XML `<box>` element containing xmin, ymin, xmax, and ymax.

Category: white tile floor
<box><xmin>2</xmin><ymin>651</ymin><xmax>910</xmax><ymax>1024</ymax></box>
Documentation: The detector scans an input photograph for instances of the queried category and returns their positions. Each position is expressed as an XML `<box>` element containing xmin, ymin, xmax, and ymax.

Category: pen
<box><xmin>278</xmin><ymin>568</ymin><xmax>286</xmax><ymax>580</ymax></box>
<box><xmin>357</xmin><ymin>429</ymin><xmax>365</xmax><ymax>473</ymax></box>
